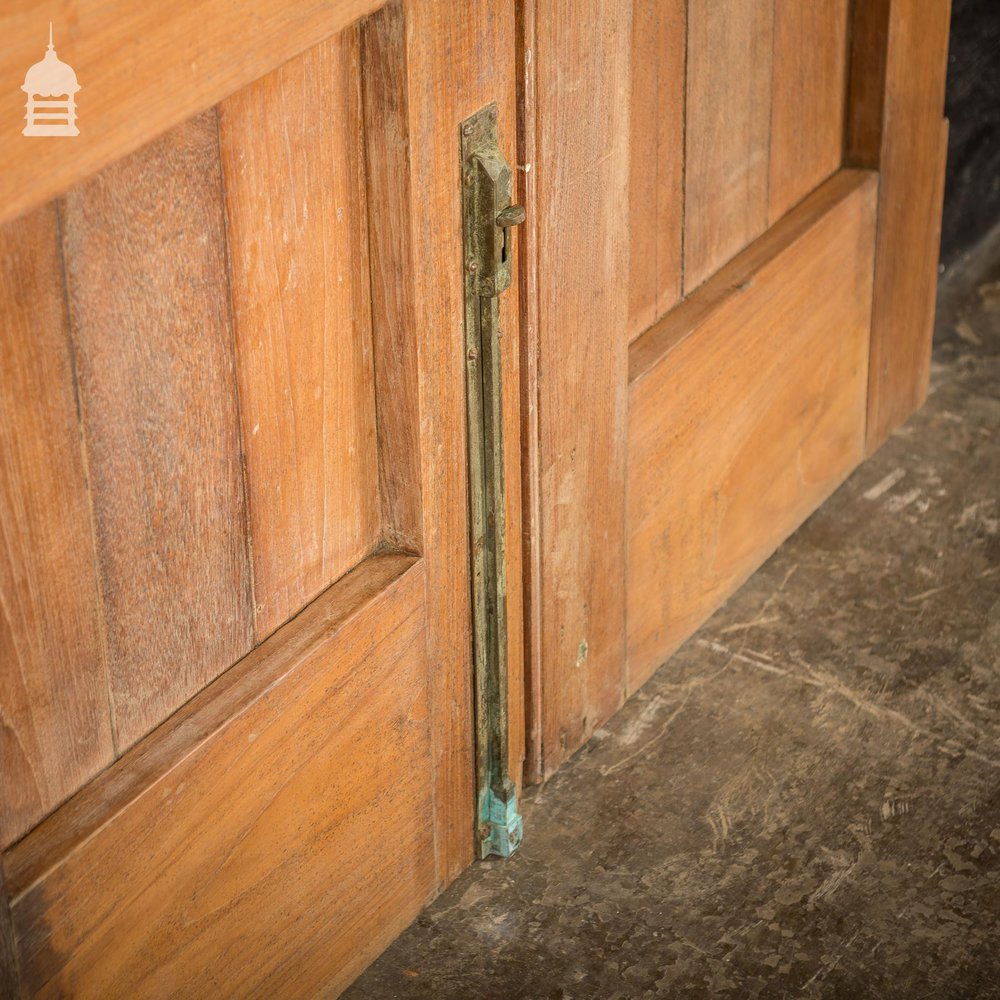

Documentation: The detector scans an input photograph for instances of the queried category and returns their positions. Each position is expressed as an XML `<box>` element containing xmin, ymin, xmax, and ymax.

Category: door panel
<box><xmin>0</xmin><ymin>207</ymin><xmax>114</xmax><ymax>847</ymax></box>
<box><xmin>627</xmin><ymin>0</ymin><xmax>685</xmax><ymax>341</ymax></box>
<box><xmin>684</xmin><ymin>0</ymin><xmax>774</xmax><ymax>294</ymax></box>
<box><xmin>768</xmin><ymin>0</ymin><xmax>850</xmax><ymax>223</ymax></box>
<box><xmin>61</xmin><ymin>111</ymin><xmax>255</xmax><ymax>752</ymax></box>
<box><xmin>6</xmin><ymin>555</ymin><xmax>427</xmax><ymax>999</ymax></box>
<box><xmin>1</xmin><ymin>0</ymin><xmax>521</xmax><ymax>992</ymax></box>
<box><xmin>218</xmin><ymin>30</ymin><xmax>382</xmax><ymax>641</ymax></box>
<box><xmin>524</xmin><ymin>0</ymin><xmax>950</xmax><ymax>779</ymax></box>
<box><xmin>628</xmin><ymin>171</ymin><xmax>876</xmax><ymax>686</ymax></box>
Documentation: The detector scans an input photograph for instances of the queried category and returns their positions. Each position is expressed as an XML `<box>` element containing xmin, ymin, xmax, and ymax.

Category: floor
<box><xmin>345</xmin><ymin>233</ymin><xmax>1000</xmax><ymax>1000</ymax></box>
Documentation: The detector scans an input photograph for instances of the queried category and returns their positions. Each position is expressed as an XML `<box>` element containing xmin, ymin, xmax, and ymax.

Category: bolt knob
<box><xmin>496</xmin><ymin>204</ymin><xmax>526</xmax><ymax>228</ymax></box>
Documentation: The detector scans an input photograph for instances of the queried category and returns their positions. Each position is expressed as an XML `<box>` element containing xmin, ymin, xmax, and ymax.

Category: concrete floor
<box><xmin>345</xmin><ymin>233</ymin><xmax>1000</xmax><ymax>1000</ymax></box>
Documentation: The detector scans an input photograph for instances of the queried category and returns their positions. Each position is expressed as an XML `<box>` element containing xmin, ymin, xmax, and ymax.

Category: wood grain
<box><xmin>0</xmin><ymin>0</ymin><xmax>384</xmax><ymax>227</ymax></box>
<box><xmin>2</xmin><ymin>854</ymin><xmax>22</xmax><ymax>997</ymax></box>
<box><xmin>517</xmin><ymin>0</ymin><xmax>544</xmax><ymax>783</ymax></box>
<box><xmin>684</xmin><ymin>0</ymin><xmax>774</xmax><ymax>292</ymax></box>
<box><xmin>219</xmin><ymin>30</ymin><xmax>380</xmax><ymax>640</ymax></box>
<box><xmin>4</xmin><ymin>554</ymin><xmax>432</xmax><ymax>999</ymax></box>
<box><xmin>627</xmin><ymin>0</ymin><xmax>686</xmax><ymax>342</ymax></box>
<box><xmin>768</xmin><ymin>0</ymin><xmax>850</xmax><ymax>222</ymax></box>
<box><xmin>0</xmin><ymin>204</ymin><xmax>113</xmax><ymax>848</ymax></box>
<box><xmin>845</xmin><ymin>0</ymin><xmax>891</xmax><ymax>168</ymax></box>
<box><xmin>628</xmin><ymin>170</ymin><xmax>877</xmax><ymax>686</ymax></box>
<box><xmin>61</xmin><ymin>111</ymin><xmax>253</xmax><ymax>751</ymax></box>
<box><xmin>360</xmin><ymin>3</ymin><xmax>424</xmax><ymax>554</ymax></box>
<box><xmin>861</xmin><ymin>0</ymin><xmax>952</xmax><ymax>452</ymax></box>
<box><xmin>533</xmin><ymin>0</ymin><xmax>632</xmax><ymax>776</ymax></box>
<box><xmin>401</xmin><ymin>0</ymin><xmax>521</xmax><ymax>868</ymax></box>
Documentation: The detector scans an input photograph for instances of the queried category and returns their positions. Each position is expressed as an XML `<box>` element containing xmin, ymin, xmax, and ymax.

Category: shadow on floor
<box><xmin>345</xmin><ymin>231</ymin><xmax>1000</xmax><ymax>1000</ymax></box>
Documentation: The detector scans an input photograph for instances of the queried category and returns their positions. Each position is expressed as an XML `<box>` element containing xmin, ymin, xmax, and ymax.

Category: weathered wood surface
<box><xmin>360</xmin><ymin>3</ymin><xmax>424</xmax><ymax>556</ymax></box>
<box><xmin>627</xmin><ymin>0</ymin><xmax>685</xmax><ymax>342</ymax></box>
<box><xmin>401</xmin><ymin>0</ymin><xmax>522</xmax><ymax>863</ymax></box>
<box><xmin>683</xmin><ymin>0</ymin><xmax>773</xmax><ymax>293</ymax></box>
<box><xmin>5</xmin><ymin>554</ymin><xmax>430</xmax><ymax>999</ymax></box>
<box><xmin>860</xmin><ymin>0</ymin><xmax>953</xmax><ymax>452</ymax></box>
<box><xmin>219</xmin><ymin>31</ymin><xmax>381</xmax><ymax>640</ymax></box>
<box><xmin>531</xmin><ymin>0</ymin><xmax>632</xmax><ymax>777</ymax></box>
<box><xmin>628</xmin><ymin>171</ymin><xmax>877</xmax><ymax>687</ymax></box>
<box><xmin>0</xmin><ymin>0</ymin><xmax>383</xmax><ymax>227</ymax></box>
<box><xmin>60</xmin><ymin>111</ymin><xmax>253</xmax><ymax>751</ymax></box>
<box><xmin>0</xmin><ymin>206</ymin><xmax>113</xmax><ymax>848</ymax></box>
<box><xmin>768</xmin><ymin>0</ymin><xmax>850</xmax><ymax>223</ymax></box>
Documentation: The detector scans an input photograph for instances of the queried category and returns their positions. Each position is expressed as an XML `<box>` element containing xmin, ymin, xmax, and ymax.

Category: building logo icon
<box><xmin>22</xmin><ymin>24</ymin><xmax>80</xmax><ymax>136</ymax></box>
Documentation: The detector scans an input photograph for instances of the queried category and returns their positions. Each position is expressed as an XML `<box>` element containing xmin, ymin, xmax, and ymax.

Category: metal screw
<box><xmin>468</xmin><ymin>347</ymin><xmax>479</xmax><ymax>360</ymax></box>
<box><xmin>479</xmin><ymin>824</ymin><xmax>491</xmax><ymax>842</ymax></box>
<box><xmin>462</xmin><ymin>122</ymin><xmax>474</xmax><ymax>136</ymax></box>
<box><xmin>466</xmin><ymin>259</ymin><xmax>478</xmax><ymax>273</ymax></box>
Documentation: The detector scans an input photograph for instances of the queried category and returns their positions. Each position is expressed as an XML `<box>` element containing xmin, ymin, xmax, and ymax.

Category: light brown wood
<box><xmin>360</xmin><ymin>2</ymin><xmax>424</xmax><ymax>555</ymax></box>
<box><xmin>516</xmin><ymin>0</ymin><xmax>545</xmax><ymax>783</ymax></box>
<box><xmin>219</xmin><ymin>29</ymin><xmax>381</xmax><ymax>641</ymax></box>
<box><xmin>0</xmin><ymin>0</ymin><xmax>384</xmax><ymax>227</ymax></box>
<box><xmin>0</xmin><ymin>204</ymin><xmax>113</xmax><ymax>848</ymax></box>
<box><xmin>503</xmin><ymin>124</ymin><xmax>527</xmax><ymax>801</ymax></box>
<box><xmin>532</xmin><ymin>0</ymin><xmax>632</xmax><ymax>777</ymax></box>
<box><xmin>400</xmin><ymin>0</ymin><xmax>521</xmax><ymax>870</ymax></box>
<box><xmin>5</xmin><ymin>554</ymin><xmax>432</xmax><ymax>999</ymax></box>
<box><xmin>684</xmin><ymin>0</ymin><xmax>774</xmax><ymax>293</ymax></box>
<box><xmin>768</xmin><ymin>0</ymin><xmax>850</xmax><ymax>223</ymax></box>
<box><xmin>2</xmin><ymin>0</ymin><xmax>522</xmax><ymax>987</ymax></box>
<box><xmin>861</xmin><ymin>0</ymin><xmax>952</xmax><ymax>452</ymax></box>
<box><xmin>627</xmin><ymin>0</ymin><xmax>686</xmax><ymax>341</ymax></box>
<box><xmin>627</xmin><ymin>170</ymin><xmax>877</xmax><ymax>686</ymax></box>
<box><xmin>61</xmin><ymin>111</ymin><xmax>253</xmax><ymax>751</ymax></box>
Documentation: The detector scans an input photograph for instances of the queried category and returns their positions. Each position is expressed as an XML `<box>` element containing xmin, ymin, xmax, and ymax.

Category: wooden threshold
<box><xmin>2</xmin><ymin>550</ymin><xmax>431</xmax><ymax>998</ymax></box>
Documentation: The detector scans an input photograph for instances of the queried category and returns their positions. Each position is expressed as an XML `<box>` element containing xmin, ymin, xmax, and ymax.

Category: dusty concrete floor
<box><xmin>345</xmin><ymin>234</ymin><xmax>1000</xmax><ymax>1000</ymax></box>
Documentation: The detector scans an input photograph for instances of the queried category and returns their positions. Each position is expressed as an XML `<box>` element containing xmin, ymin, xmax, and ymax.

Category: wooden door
<box><xmin>520</xmin><ymin>0</ymin><xmax>952</xmax><ymax>778</ymax></box>
<box><xmin>0</xmin><ymin>1</ymin><xmax>523</xmax><ymax>996</ymax></box>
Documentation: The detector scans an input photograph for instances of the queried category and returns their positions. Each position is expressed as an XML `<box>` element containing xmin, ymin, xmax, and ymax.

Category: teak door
<box><xmin>519</xmin><ymin>0</ymin><xmax>951</xmax><ymax>778</ymax></box>
<box><xmin>0</xmin><ymin>0</ymin><xmax>522</xmax><ymax>995</ymax></box>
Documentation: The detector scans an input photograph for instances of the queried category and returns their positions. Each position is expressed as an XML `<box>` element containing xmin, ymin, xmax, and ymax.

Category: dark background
<box><xmin>942</xmin><ymin>0</ymin><xmax>1000</xmax><ymax>265</ymax></box>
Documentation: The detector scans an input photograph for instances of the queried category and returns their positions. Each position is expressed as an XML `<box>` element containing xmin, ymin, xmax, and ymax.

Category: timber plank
<box><xmin>0</xmin><ymin>0</ymin><xmax>383</xmax><ymax>227</ymax></box>
<box><xmin>5</xmin><ymin>554</ymin><xmax>431</xmax><ymax>999</ymax></box>
<box><xmin>769</xmin><ymin>0</ymin><xmax>850</xmax><ymax>222</ymax></box>
<box><xmin>219</xmin><ymin>29</ymin><xmax>381</xmax><ymax>641</ymax></box>
<box><xmin>628</xmin><ymin>171</ymin><xmax>877</xmax><ymax>687</ymax></box>
<box><xmin>360</xmin><ymin>3</ymin><xmax>424</xmax><ymax>554</ymax></box>
<box><xmin>0</xmin><ymin>204</ymin><xmax>113</xmax><ymax>848</ymax></box>
<box><xmin>845</xmin><ymin>0</ymin><xmax>891</xmax><ymax>167</ymax></box>
<box><xmin>861</xmin><ymin>0</ymin><xmax>952</xmax><ymax>451</ymax></box>
<box><xmin>684</xmin><ymin>0</ymin><xmax>774</xmax><ymax>292</ymax></box>
<box><xmin>627</xmin><ymin>0</ymin><xmax>686</xmax><ymax>341</ymax></box>
<box><xmin>533</xmin><ymin>0</ymin><xmax>631</xmax><ymax>776</ymax></box>
<box><xmin>517</xmin><ymin>0</ymin><xmax>544</xmax><ymax>783</ymax></box>
<box><xmin>400</xmin><ymin>0</ymin><xmax>521</xmax><ymax>876</ymax></box>
<box><xmin>60</xmin><ymin>111</ymin><xmax>253</xmax><ymax>751</ymax></box>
